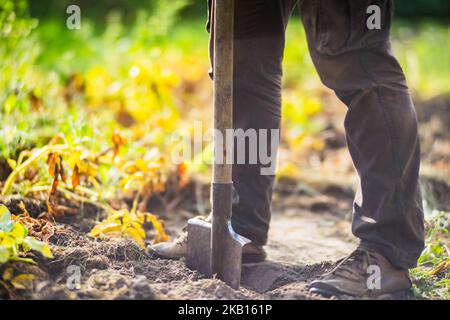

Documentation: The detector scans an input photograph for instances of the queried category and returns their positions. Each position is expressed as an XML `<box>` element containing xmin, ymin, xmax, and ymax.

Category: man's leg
<box><xmin>148</xmin><ymin>0</ymin><xmax>297</xmax><ymax>260</ymax></box>
<box><xmin>299</xmin><ymin>0</ymin><xmax>424</xmax><ymax>296</ymax></box>
<box><xmin>209</xmin><ymin>0</ymin><xmax>297</xmax><ymax>246</ymax></box>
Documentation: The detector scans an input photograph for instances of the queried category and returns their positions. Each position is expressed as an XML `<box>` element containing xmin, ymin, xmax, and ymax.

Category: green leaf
<box><xmin>0</xmin><ymin>205</ymin><xmax>14</xmax><ymax>232</ymax></box>
<box><xmin>0</xmin><ymin>246</ymin><xmax>10</xmax><ymax>264</ymax></box>
<box><xmin>10</xmin><ymin>223</ymin><xmax>27</xmax><ymax>241</ymax></box>
<box><xmin>23</xmin><ymin>237</ymin><xmax>53</xmax><ymax>258</ymax></box>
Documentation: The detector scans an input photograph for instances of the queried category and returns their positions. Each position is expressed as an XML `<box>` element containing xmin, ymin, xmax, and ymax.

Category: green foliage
<box><xmin>0</xmin><ymin>0</ymin><xmax>190</xmax><ymax>245</ymax></box>
<box><xmin>1</xmin><ymin>0</ymin><xmax>198</xmax><ymax>183</ymax></box>
<box><xmin>0</xmin><ymin>204</ymin><xmax>53</xmax><ymax>293</ymax></box>
<box><xmin>392</xmin><ymin>22</ymin><xmax>450</xmax><ymax>98</ymax></box>
<box><xmin>53</xmin><ymin>0</ymin><xmax>448</xmax><ymax>21</ymax></box>
<box><xmin>30</xmin><ymin>0</ymin><xmax>191</xmax><ymax>23</ymax></box>
<box><xmin>91</xmin><ymin>208</ymin><xmax>169</xmax><ymax>249</ymax></box>
<box><xmin>0</xmin><ymin>205</ymin><xmax>53</xmax><ymax>264</ymax></box>
<box><xmin>0</xmin><ymin>0</ymin><xmax>41</xmax><ymax>159</ymax></box>
<box><xmin>395</xmin><ymin>0</ymin><xmax>450</xmax><ymax>19</ymax></box>
<box><xmin>411</xmin><ymin>211</ymin><xmax>450</xmax><ymax>300</ymax></box>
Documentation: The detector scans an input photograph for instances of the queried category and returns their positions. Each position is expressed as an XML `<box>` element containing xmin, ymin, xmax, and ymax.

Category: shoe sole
<box><xmin>242</xmin><ymin>253</ymin><xmax>266</xmax><ymax>264</ymax></box>
<box><xmin>146</xmin><ymin>248</ymin><xmax>184</xmax><ymax>260</ymax></box>
<box><xmin>309</xmin><ymin>287</ymin><xmax>411</xmax><ymax>300</ymax></box>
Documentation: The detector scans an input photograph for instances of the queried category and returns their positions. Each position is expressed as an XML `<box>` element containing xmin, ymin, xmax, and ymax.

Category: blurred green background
<box><xmin>29</xmin><ymin>0</ymin><xmax>450</xmax><ymax>21</ymax></box>
<box><xmin>1</xmin><ymin>0</ymin><xmax>449</xmax><ymax>159</ymax></box>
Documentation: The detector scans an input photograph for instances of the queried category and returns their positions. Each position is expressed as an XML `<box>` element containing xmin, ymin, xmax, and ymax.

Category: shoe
<box><xmin>147</xmin><ymin>233</ymin><xmax>188</xmax><ymax>260</ymax></box>
<box><xmin>309</xmin><ymin>248</ymin><xmax>412</xmax><ymax>298</ymax></box>
<box><xmin>241</xmin><ymin>242</ymin><xmax>267</xmax><ymax>263</ymax></box>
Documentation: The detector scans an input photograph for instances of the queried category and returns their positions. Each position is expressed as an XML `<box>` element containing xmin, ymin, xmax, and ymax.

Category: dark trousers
<box><xmin>207</xmin><ymin>0</ymin><xmax>424</xmax><ymax>269</ymax></box>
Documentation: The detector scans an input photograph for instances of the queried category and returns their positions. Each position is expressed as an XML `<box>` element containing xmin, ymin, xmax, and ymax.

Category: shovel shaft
<box><xmin>212</xmin><ymin>0</ymin><xmax>234</xmax><ymax>184</ymax></box>
<box><xmin>187</xmin><ymin>0</ymin><xmax>248</xmax><ymax>290</ymax></box>
<box><xmin>211</xmin><ymin>0</ymin><xmax>239</xmax><ymax>287</ymax></box>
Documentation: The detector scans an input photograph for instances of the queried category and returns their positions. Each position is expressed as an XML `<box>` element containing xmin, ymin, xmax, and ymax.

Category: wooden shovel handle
<box><xmin>213</xmin><ymin>0</ymin><xmax>234</xmax><ymax>184</ymax></box>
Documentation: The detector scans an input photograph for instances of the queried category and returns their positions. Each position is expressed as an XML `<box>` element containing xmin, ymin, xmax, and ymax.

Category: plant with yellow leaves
<box><xmin>0</xmin><ymin>205</ymin><xmax>53</xmax><ymax>292</ymax></box>
<box><xmin>0</xmin><ymin>205</ymin><xmax>53</xmax><ymax>264</ymax></box>
<box><xmin>90</xmin><ymin>207</ymin><xmax>169</xmax><ymax>249</ymax></box>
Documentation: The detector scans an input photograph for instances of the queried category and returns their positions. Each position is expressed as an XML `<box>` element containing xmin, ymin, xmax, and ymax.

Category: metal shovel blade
<box><xmin>186</xmin><ymin>218</ymin><xmax>212</xmax><ymax>278</ymax></box>
<box><xmin>186</xmin><ymin>216</ymin><xmax>250</xmax><ymax>290</ymax></box>
<box><xmin>212</xmin><ymin>219</ymin><xmax>250</xmax><ymax>289</ymax></box>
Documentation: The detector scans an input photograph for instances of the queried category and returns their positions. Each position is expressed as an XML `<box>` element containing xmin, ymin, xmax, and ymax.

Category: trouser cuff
<box><xmin>359</xmin><ymin>241</ymin><xmax>420</xmax><ymax>270</ymax></box>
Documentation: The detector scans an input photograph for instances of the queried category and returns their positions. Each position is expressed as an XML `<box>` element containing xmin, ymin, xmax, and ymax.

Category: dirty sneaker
<box><xmin>147</xmin><ymin>216</ymin><xmax>266</xmax><ymax>263</ymax></box>
<box><xmin>309</xmin><ymin>248</ymin><xmax>412</xmax><ymax>298</ymax></box>
<box><xmin>146</xmin><ymin>215</ymin><xmax>210</xmax><ymax>260</ymax></box>
<box><xmin>147</xmin><ymin>232</ymin><xmax>189</xmax><ymax>260</ymax></box>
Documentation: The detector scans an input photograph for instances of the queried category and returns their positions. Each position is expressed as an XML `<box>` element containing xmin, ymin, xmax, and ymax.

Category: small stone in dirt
<box><xmin>129</xmin><ymin>275</ymin><xmax>156</xmax><ymax>300</ymax></box>
<box><xmin>310</xmin><ymin>201</ymin><xmax>332</xmax><ymax>212</ymax></box>
<box><xmin>214</xmin><ymin>283</ymin><xmax>235</xmax><ymax>299</ymax></box>
<box><xmin>87</xmin><ymin>270</ymin><xmax>128</xmax><ymax>291</ymax></box>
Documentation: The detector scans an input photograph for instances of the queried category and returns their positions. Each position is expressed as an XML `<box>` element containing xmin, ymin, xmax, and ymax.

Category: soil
<box><xmin>0</xmin><ymin>94</ymin><xmax>448</xmax><ymax>300</ymax></box>
<box><xmin>3</xmin><ymin>176</ymin><xmax>426</xmax><ymax>300</ymax></box>
<box><xmin>1</xmin><ymin>184</ymin><xmax>355</xmax><ymax>300</ymax></box>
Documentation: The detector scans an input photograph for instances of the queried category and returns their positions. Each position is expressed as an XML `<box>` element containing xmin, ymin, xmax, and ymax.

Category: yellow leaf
<box><xmin>7</xmin><ymin>159</ymin><xmax>16</xmax><ymax>170</ymax></box>
<box><xmin>145</xmin><ymin>214</ymin><xmax>170</xmax><ymax>244</ymax></box>
<box><xmin>10</xmin><ymin>222</ymin><xmax>27</xmax><ymax>240</ymax></box>
<box><xmin>131</xmin><ymin>222</ymin><xmax>146</xmax><ymax>239</ymax></box>
<box><xmin>90</xmin><ymin>222</ymin><xmax>122</xmax><ymax>237</ymax></box>
<box><xmin>23</xmin><ymin>237</ymin><xmax>53</xmax><ymax>258</ymax></box>
<box><xmin>11</xmin><ymin>274</ymin><xmax>35</xmax><ymax>290</ymax></box>
<box><xmin>2</xmin><ymin>267</ymin><xmax>14</xmax><ymax>281</ymax></box>
<box><xmin>90</xmin><ymin>209</ymin><xmax>169</xmax><ymax>248</ymax></box>
<box><xmin>123</xmin><ymin>227</ymin><xmax>145</xmax><ymax>249</ymax></box>
<box><xmin>431</xmin><ymin>260</ymin><xmax>450</xmax><ymax>276</ymax></box>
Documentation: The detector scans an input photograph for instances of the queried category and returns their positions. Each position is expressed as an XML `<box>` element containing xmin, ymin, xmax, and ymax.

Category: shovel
<box><xmin>186</xmin><ymin>0</ymin><xmax>250</xmax><ymax>290</ymax></box>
